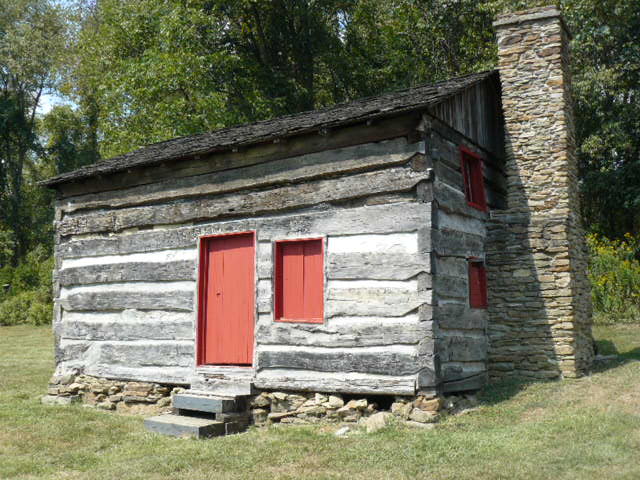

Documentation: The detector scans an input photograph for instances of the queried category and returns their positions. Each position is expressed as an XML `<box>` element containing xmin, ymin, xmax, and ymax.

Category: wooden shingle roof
<box><xmin>42</xmin><ymin>70</ymin><xmax>497</xmax><ymax>187</ymax></box>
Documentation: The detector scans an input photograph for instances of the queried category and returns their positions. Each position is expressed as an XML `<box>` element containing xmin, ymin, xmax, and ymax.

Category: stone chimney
<box><xmin>487</xmin><ymin>6</ymin><xmax>594</xmax><ymax>379</ymax></box>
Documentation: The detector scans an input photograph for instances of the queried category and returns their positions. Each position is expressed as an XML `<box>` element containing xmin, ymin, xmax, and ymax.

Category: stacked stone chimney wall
<box><xmin>488</xmin><ymin>6</ymin><xmax>594</xmax><ymax>380</ymax></box>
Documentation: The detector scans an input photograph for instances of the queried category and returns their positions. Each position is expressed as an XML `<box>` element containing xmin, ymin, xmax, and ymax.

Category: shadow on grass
<box><xmin>475</xmin><ymin>330</ymin><xmax>640</xmax><ymax>407</ymax></box>
<box><xmin>475</xmin><ymin>377</ymin><xmax>555</xmax><ymax>407</ymax></box>
<box><xmin>592</xmin><ymin>337</ymin><xmax>640</xmax><ymax>373</ymax></box>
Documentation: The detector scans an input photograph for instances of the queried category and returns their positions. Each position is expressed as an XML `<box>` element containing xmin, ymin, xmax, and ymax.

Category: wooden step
<box><xmin>144</xmin><ymin>414</ymin><xmax>225</xmax><ymax>438</ymax></box>
<box><xmin>172</xmin><ymin>392</ymin><xmax>239</xmax><ymax>414</ymax></box>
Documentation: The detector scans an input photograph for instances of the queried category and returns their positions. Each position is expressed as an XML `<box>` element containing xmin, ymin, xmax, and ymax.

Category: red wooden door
<box><xmin>199</xmin><ymin>232</ymin><xmax>255</xmax><ymax>366</ymax></box>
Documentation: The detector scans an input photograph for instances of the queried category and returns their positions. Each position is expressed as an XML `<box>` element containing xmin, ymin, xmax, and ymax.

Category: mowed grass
<box><xmin>1</xmin><ymin>325</ymin><xmax>639</xmax><ymax>480</ymax></box>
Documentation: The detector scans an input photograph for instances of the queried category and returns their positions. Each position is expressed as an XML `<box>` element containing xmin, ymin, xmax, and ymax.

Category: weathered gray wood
<box><xmin>437</xmin><ymin>208</ymin><xmax>486</xmax><ymax>237</ymax></box>
<box><xmin>326</xmin><ymin>289</ymin><xmax>427</xmax><ymax>317</ymax></box>
<box><xmin>57</xmin><ymin>114</ymin><xmax>421</xmax><ymax>197</ymax></box>
<box><xmin>432</xmin><ymin>229</ymin><xmax>484</xmax><ymax>258</ymax></box>
<box><xmin>99</xmin><ymin>341</ymin><xmax>194</xmax><ymax>367</ymax></box>
<box><xmin>442</xmin><ymin>373</ymin><xmax>487</xmax><ymax>393</ymax></box>
<box><xmin>172</xmin><ymin>393</ymin><xmax>236</xmax><ymax>413</ymax></box>
<box><xmin>58</xmin><ymin>339</ymin><xmax>194</xmax><ymax>369</ymax></box>
<box><xmin>59</xmin><ymin>167</ymin><xmax>428</xmax><ymax>236</ymax></box>
<box><xmin>59</xmin><ymin>313</ymin><xmax>194</xmax><ymax>341</ymax></box>
<box><xmin>144</xmin><ymin>415</ymin><xmax>225</xmax><ymax>438</ymax></box>
<box><xmin>253</xmin><ymin>372</ymin><xmax>416</xmax><ymax>395</ymax></box>
<box><xmin>61</xmin><ymin>138</ymin><xmax>420</xmax><ymax>213</ymax></box>
<box><xmin>435</xmin><ymin>256</ymin><xmax>468</xmax><ymax>277</ymax></box>
<box><xmin>434</xmin><ymin>180</ymin><xmax>488</xmax><ymax>221</ymax></box>
<box><xmin>417</xmin><ymin>366</ymin><xmax>439</xmax><ymax>389</ymax></box>
<box><xmin>327</xmin><ymin>253</ymin><xmax>429</xmax><ymax>280</ymax></box>
<box><xmin>58</xmin><ymin>202</ymin><xmax>430</xmax><ymax>259</ymax></box>
<box><xmin>428</xmin><ymin>78</ymin><xmax>504</xmax><ymax>158</ymax></box>
<box><xmin>434</xmin><ymin>274</ymin><xmax>468</xmax><ymax>300</ymax></box>
<box><xmin>439</xmin><ymin>335</ymin><xmax>488</xmax><ymax>362</ymax></box>
<box><xmin>256</xmin><ymin>321</ymin><xmax>431</xmax><ymax>348</ymax></box>
<box><xmin>257</xmin><ymin>349</ymin><xmax>422</xmax><ymax>376</ymax></box>
<box><xmin>425</xmin><ymin>113</ymin><xmax>506</xmax><ymax>186</ymax></box>
<box><xmin>59</xmin><ymin>290</ymin><xmax>194</xmax><ymax>312</ymax></box>
<box><xmin>57</xmin><ymin>260</ymin><xmax>195</xmax><ymax>286</ymax></box>
<box><xmin>435</xmin><ymin>304</ymin><xmax>487</xmax><ymax>330</ymax></box>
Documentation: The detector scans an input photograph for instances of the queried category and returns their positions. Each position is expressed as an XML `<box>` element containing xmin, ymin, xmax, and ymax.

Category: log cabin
<box><xmin>41</xmin><ymin>7</ymin><xmax>594</xmax><ymax>436</ymax></box>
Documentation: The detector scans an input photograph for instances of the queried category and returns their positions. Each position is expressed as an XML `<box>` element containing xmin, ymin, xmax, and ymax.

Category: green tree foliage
<box><xmin>0</xmin><ymin>0</ymin><xmax>67</xmax><ymax>262</ymax></box>
<box><xmin>1</xmin><ymin>0</ymin><xmax>639</xmax><ymax>326</ymax></box>
<box><xmin>41</xmin><ymin>104</ymin><xmax>99</xmax><ymax>174</ymax></box>
<box><xmin>564</xmin><ymin>0</ymin><xmax>640</xmax><ymax>239</ymax></box>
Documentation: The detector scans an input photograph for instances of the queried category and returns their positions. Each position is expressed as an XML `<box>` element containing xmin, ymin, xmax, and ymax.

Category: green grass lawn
<box><xmin>1</xmin><ymin>325</ymin><xmax>639</xmax><ymax>480</ymax></box>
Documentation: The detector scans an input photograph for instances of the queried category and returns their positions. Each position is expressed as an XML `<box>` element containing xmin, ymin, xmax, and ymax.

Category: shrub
<box><xmin>0</xmin><ymin>246</ymin><xmax>54</xmax><ymax>326</ymax></box>
<box><xmin>587</xmin><ymin>233</ymin><xmax>640</xmax><ymax>324</ymax></box>
<box><xmin>0</xmin><ymin>290</ymin><xmax>52</xmax><ymax>326</ymax></box>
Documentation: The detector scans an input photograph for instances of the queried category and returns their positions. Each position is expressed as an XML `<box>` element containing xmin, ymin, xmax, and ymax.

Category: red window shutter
<box><xmin>469</xmin><ymin>261</ymin><xmax>488</xmax><ymax>309</ymax></box>
<box><xmin>275</xmin><ymin>238</ymin><xmax>324</xmax><ymax>323</ymax></box>
<box><xmin>460</xmin><ymin>147</ymin><xmax>487</xmax><ymax>211</ymax></box>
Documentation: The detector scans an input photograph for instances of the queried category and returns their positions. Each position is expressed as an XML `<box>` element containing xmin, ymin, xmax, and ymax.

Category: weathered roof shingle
<box><xmin>43</xmin><ymin>70</ymin><xmax>496</xmax><ymax>187</ymax></box>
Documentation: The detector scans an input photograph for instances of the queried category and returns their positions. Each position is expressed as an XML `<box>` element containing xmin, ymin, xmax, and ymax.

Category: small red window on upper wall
<box><xmin>275</xmin><ymin>238</ymin><xmax>324</xmax><ymax>323</ymax></box>
<box><xmin>468</xmin><ymin>260</ymin><xmax>488</xmax><ymax>309</ymax></box>
<box><xmin>460</xmin><ymin>146</ymin><xmax>487</xmax><ymax>211</ymax></box>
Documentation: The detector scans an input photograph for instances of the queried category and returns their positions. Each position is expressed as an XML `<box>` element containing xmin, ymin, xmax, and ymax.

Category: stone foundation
<box><xmin>42</xmin><ymin>375</ymin><xmax>479</xmax><ymax>431</ymax></box>
<box><xmin>248</xmin><ymin>390</ymin><xmax>476</xmax><ymax>427</ymax></box>
<box><xmin>42</xmin><ymin>374</ymin><xmax>178</xmax><ymax>415</ymax></box>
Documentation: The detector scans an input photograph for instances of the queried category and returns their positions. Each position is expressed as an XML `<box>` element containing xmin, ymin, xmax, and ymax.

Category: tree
<box><xmin>0</xmin><ymin>0</ymin><xmax>67</xmax><ymax>262</ymax></box>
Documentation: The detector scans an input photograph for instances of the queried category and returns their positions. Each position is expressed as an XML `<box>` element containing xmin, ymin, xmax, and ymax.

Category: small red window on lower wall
<box><xmin>468</xmin><ymin>260</ymin><xmax>488</xmax><ymax>309</ymax></box>
<box><xmin>275</xmin><ymin>238</ymin><xmax>324</xmax><ymax>323</ymax></box>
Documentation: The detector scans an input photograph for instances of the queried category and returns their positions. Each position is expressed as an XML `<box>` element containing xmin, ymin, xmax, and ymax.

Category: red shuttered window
<box><xmin>460</xmin><ymin>146</ymin><xmax>487</xmax><ymax>211</ymax></box>
<box><xmin>468</xmin><ymin>260</ymin><xmax>488</xmax><ymax>309</ymax></box>
<box><xmin>275</xmin><ymin>238</ymin><xmax>324</xmax><ymax>323</ymax></box>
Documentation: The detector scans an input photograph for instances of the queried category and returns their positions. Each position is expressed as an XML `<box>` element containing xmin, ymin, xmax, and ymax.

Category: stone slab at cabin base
<box><xmin>248</xmin><ymin>391</ymin><xmax>443</xmax><ymax>426</ymax></box>
<box><xmin>44</xmin><ymin>374</ymin><xmax>176</xmax><ymax>415</ymax></box>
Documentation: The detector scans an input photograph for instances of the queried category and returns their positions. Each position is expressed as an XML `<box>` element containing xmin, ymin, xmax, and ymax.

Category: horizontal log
<box><xmin>442</xmin><ymin>373</ymin><xmax>487</xmax><ymax>393</ymax></box>
<box><xmin>432</xmin><ymin>229</ymin><xmax>485</xmax><ymax>258</ymax></box>
<box><xmin>58</xmin><ymin>202</ymin><xmax>430</xmax><ymax>259</ymax></box>
<box><xmin>59</xmin><ymin>310</ymin><xmax>194</xmax><ymax>341</ymax></box>
<box><xmin>435</xmin><ymin>304</ymin><xmax>487</xmax><ymax>330</ymax></box>
<box><xmin>58</xmin><ymin>260</ymin><xmax>195</xmax><ymax>286</ymax></box>
<box><xmin>59</xmin><ymin>290</ymin><xmax>194</xmax><ymax>312</ymax></box>
<box><xmin>61</xmin><ymin>138</ymin><xmax>420</xmax><ymax>213</ymax></box>
<box><xmin>327</xmin><ymin>253</ymin><xmax>429</xmax><ymax>280</ymax></box>
<box><xmin>256</xmin><ymin>347</ymin><xmax>422</xmax><ymax>376</ymax></box>
<box><xmin>426</xmin><ymin>116</ymin><xmax>506</xmax><ymax>191</ymax></box>
<box><xmin>58</xmin><ymin>339</ymin><xmax>194</xmax><ymax>368</ymax></box>
<box><xmin>326</xmin><ymin>289</ymin><xmax>428</xmax><ymax>317</ymax></box>
<box><xmin>439</xmin><ymin>334</ymin><xmax>488</xmax><ymax>362</ymax></box>
<box><xmin>434</xmin><ymin>274</ymin><xmax>468</xmax><ymax>300</ymax></box>
<box><xmin>59</xmin><ymin>166</ymin><xmax>428</xmax><ymax>236</ymax></box>
<box><xmin>256</xmin><ymin>321</ymin><xmax>431</xmax><ymax>348</ymax></box>
<box><xmin>58</xmin><ymin>114</ymin><xmax>421</xmax><ymax>197</ymax></box>
<box><xmin>435</xmin><ymin>182</ymin><xmax>488</xmax><ymax>223</ymax></box>
<box><xmin>254</xmin><ymin>370</ymin><xmax>416</xmax><ymax>395</ymax></box>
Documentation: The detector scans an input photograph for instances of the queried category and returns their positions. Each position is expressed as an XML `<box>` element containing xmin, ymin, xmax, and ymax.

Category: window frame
<box><xmin>460</xmin><ymin>146</ymin><xmax>488</xmax><ymax>212</ymax></box>
<box><xmin>468</xmin><ymin>259</ymin><xmax>488</xmax><ymax>309</ymax></box>
<box><xmin>273</xmin><ymin>237</ymin><xmax>325</xmax><ymax>324</ymax></box>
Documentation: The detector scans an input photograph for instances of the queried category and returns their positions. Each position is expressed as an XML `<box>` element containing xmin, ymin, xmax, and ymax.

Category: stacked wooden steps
<box><xmin>144</xmin><ymin>391</ymin><xmax>250</xmax><ymax>438</ymax></box>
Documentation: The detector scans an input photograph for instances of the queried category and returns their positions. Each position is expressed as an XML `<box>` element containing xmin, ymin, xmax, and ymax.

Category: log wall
<box><xmin>424</xmin><ymin>113</ymin><xmax>506</xmax><ymax>393</ymax></box>
<box><xmin>52</xmin><ymin>122</ymin><xmax>437</xmax><ymax>395</ymax></box>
